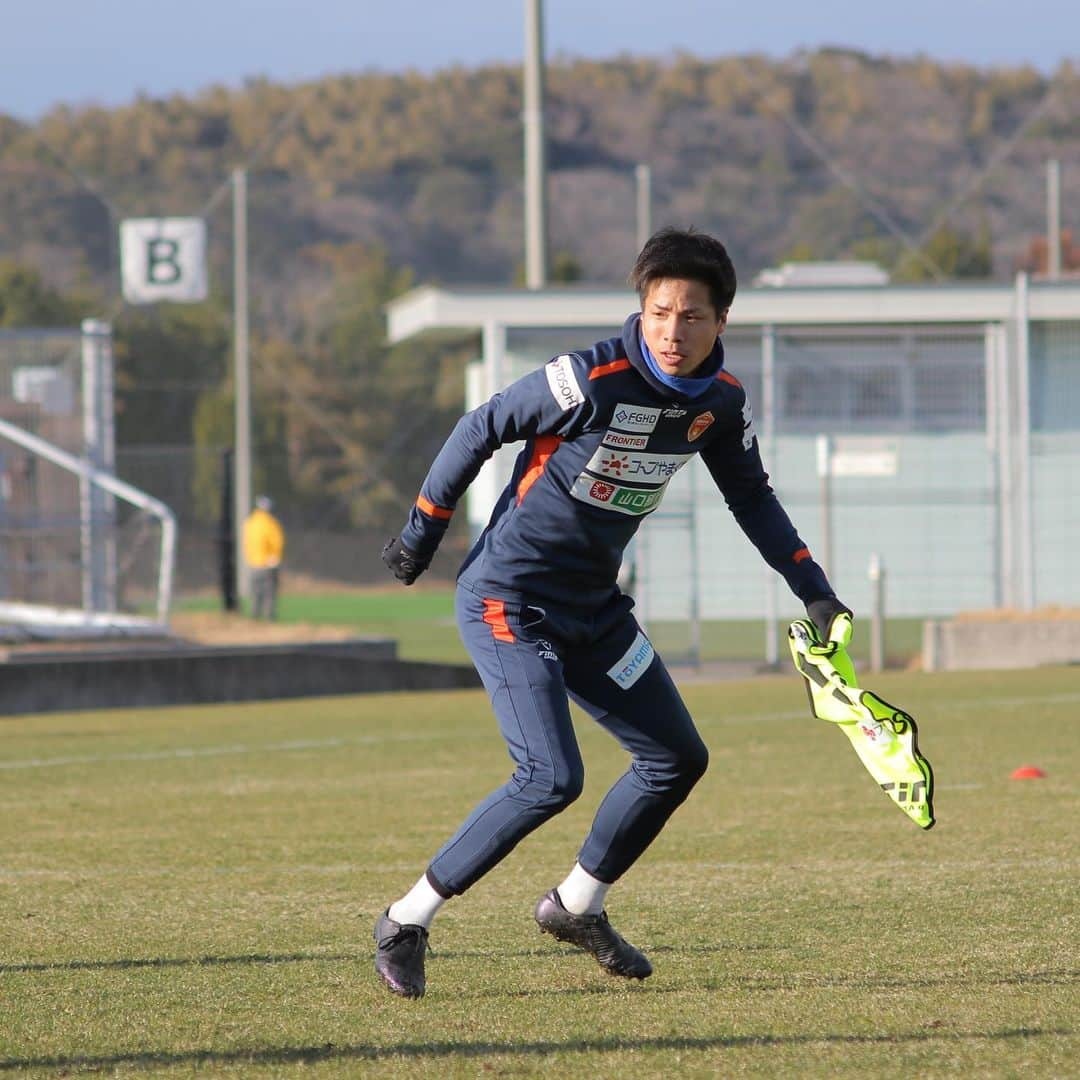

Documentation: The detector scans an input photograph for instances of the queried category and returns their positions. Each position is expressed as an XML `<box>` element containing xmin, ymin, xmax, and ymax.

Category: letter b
<box><xmin>146</xmin><ymin>238</ymin><xmax>182</xmax><ymax>284</ymax></box>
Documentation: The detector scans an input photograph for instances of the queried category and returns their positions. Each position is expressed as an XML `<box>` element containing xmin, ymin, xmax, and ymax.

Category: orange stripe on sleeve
<box><xmin>482</xmin><ymin>598</ymin><xmax>515</xmax><ymax>643</ymax></box>
<box><xmin>588</xmin><ymin>358</ymin><xmax>631</xmax><ymax>380</ymax></box>
<box><xmin>516</xmin><ymin>435</ymin><xmax>561</xmax><ymax>504</ymax></box>
<box><xmin>416</xmin><ymin>494</ymin><xmax>453</xmax><ymax>520</ymax></box>
<box><xmin>793</xmin><ymin>547</ymin><xmax>811</xmax><ymax>564</ymax></box>
<box><xmin>716</xmin><ymin>370</ymin><xmax>742</xmax><ymax>387</ymax></box>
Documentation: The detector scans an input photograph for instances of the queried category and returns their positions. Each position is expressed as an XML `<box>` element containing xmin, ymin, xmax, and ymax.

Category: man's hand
<box><xmin>381</xmin><ymin>536</ymin><xmax>429</xmax><ymax>586</ymax></box>
<box><xmin>806</xmin><ymin>596</ymin><xmax>853</xmax><ymax>641</ymax></box>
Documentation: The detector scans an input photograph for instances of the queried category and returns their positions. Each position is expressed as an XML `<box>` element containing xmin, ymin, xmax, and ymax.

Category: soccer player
<box><xmin>376</xmin><ymin>227</ymin><xmax>851</xmax><ymax>998</ymax></box>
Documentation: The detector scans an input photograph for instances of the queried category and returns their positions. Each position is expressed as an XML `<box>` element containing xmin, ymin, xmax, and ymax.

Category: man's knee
<box><xmin>640</xmin><ymin>737</ymin><xmax>709</xmax><ymax>793</ymax></box>
<box><xmin>681</xmin><ymin>739</ymin><xmax>709</xmax><ymax>788</ymax></box>
<box><xmin>518</xmin><ymin>762</ymin><xmax>585</xmax><ymax>815</ymax></box>
<box><xmin>544</xmin><ymin>764</ymin><xmax>586</xmax><ymax>812</ymax></box>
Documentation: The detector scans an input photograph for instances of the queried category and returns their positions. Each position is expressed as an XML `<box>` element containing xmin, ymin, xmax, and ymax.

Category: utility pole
<box><xmin>635</xmin><ymin>163</ymin><xmax>652</xmax><ymax>252</ymax></box>
<box><xmin>1047</xmin><ymin>159</ymin><xmax>1062</xmax><ymax>279</ymax></box>
<box><xmin>523</xmin><ymin>0</ymin><xmax>549</xmax><ymax>288</ymax></box>
<box><xmin>233</xmin><ymin>167</ymin><xmax>252</xmax><ymax>604</ymax></box>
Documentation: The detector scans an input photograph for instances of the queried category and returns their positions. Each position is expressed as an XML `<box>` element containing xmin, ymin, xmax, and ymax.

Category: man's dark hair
<box><xmin>630</xmin><ymin>227</ymin><xmax>737</xmax><ymax>315</ymax></box>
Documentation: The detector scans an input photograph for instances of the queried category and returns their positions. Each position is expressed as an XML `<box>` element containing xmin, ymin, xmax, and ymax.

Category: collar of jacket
<box><xmin>620</xmin><ymin>312</ymin><xmax>725</xmax><ymax>400</ymax></box>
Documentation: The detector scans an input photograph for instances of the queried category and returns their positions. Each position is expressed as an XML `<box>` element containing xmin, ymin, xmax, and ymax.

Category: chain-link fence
<box><xmin>0</xmin><ymin>328</ymin><xmax>87</xmax><ymax>611</ymax></box>
<box><xmin>472</xmin><ymin>307</ymin><xmax>1080</xmax><ymax>664</ymax></box>
<box><xmin>1030</xmin><ymin>320</ymin><xmax>1080</xmax><ymax>608</ymax></box>
<box><xmin>636</xmin><ymin>316</ymin><xmax>1080</xmax><ymax>661</ymax></box>
<box><xmin>3</xmin><ymin>303</ymin><xmax>1078</xmax><ymax>645</ymax></box>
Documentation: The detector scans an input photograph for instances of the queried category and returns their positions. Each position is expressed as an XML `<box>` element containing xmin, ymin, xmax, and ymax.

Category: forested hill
<box><xmin>0</xmin><ymin>49</ymin><xmax>1078</xmax><ymax>543</ymax></box>
<box><xmin>2</xmin><ymin>48</ymin><xmax>1079</xmax><ymax>299</ymax></box>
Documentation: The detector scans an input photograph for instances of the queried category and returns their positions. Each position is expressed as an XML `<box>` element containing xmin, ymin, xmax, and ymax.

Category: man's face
<box><xmin>640</xmin><ymin>278</ymin><xmax>727</xmax><ymax>378</ymax></box>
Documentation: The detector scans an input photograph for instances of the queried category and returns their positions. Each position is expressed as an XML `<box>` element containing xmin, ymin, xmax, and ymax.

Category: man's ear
<box><xmin>716</xmin><ymin>308</ymin><xmax>730</xmax><ymax>334</ymax></box>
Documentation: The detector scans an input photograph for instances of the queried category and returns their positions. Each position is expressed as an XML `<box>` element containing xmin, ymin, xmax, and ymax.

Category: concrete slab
<box><xmin>922</xmin><ymin>619</ymin><xmax>1080</xmax><ymax>672</ymax></box>
<box><xmin>0</xmin><ymin>638</ymin><xmax>481</xmax><ymax>715</ymax></box>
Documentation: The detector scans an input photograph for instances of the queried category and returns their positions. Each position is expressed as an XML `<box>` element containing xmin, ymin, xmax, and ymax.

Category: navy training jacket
<box><xmin>400</xmin><ymin>313</ymin><xmax>834</xmax><ymax>613</ymax></box>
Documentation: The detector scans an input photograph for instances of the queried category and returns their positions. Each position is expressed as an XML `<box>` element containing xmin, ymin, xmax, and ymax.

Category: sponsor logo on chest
<box><xmin>585</xmin><ymin>447</ymin><xmax>692</xmax><ymax>484</ymax></box>
<box><xmin>601</xmin><ymin>430</ymin><xmax>650</xmax><ymax>451</ymax></box>
<box><xmin>611</xmin><ymin>403</ymin><xmax>661</xmax><ymax>433</ymax></box>
<box><xmin>570</xmin><ymin>475</ymin><xmax>666</xmax><ymax>516</ymax></box>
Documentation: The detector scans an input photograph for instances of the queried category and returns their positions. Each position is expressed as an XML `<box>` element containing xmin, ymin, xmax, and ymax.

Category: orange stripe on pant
<box><xmin>482</xmin><ymin>598</ymin><xmax>515</xmax><ymax>642</ymax></box>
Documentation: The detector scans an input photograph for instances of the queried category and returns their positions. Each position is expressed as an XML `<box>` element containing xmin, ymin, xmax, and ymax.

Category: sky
<box><xmin>3</xmin><ymin>0</ymin><xmax>1075</xmax><ymax>121</ymax></box>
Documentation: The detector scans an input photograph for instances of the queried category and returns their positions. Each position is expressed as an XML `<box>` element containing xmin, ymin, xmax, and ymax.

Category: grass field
<box><xmin>1</xmin><ymin>666</ymin><xmax>1077</xmax><ymax>1077</ymax></box>
<box><xmin>177</xmin><ymin>587</ymin><xmax>927</xmax><ymax>667</ymax></box>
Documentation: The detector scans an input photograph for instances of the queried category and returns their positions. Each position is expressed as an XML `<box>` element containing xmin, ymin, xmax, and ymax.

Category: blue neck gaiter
<box><xmin>638</xmin><ymin>327</ymin><xmax>719</xmax><ymax>399</ymax></box>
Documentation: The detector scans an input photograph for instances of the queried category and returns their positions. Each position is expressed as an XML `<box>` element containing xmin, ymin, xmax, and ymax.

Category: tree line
<box><xmin>1</xmin><ymin>48</ymin><xmax>1077</xmax><ymax>536</ymax></box>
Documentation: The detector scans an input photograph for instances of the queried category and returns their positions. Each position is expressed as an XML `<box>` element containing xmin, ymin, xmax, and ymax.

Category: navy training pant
<box><xmin>425</xmin><ymin>585</ymin><xmax>709</xmax><ymax>897</ymax></box>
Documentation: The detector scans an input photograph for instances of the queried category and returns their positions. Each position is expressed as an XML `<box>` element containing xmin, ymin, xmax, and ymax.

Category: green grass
<box><xmin>178</xmin><ymin>588</ymin><xmax>465</xmax><ymax>663</ymax></box>
<box><xmin>1</xmin><ymin>667</ymin><xmax>1077</xmax><ymax>1077</ymax></box>
<box><xmin>177</xmin><ymin>588</ymin><xmax>926</xmax><ymax>667</ymax></box>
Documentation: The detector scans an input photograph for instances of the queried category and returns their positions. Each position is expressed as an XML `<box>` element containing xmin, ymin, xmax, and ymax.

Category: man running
<box><xmin>376</xmin><ymin>227</ymin><xmax>851</xmax><ymax>998</ymax></box>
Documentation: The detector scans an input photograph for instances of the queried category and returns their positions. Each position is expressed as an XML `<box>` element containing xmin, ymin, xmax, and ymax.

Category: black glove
<box><xmin>381</xmin><ymin>536</ymin><xmax>429</xmax><ymax>586</ymax></box>
<box><xmin>806</xmin><ymin>596</ymin><xmax>853</xmax><ymax>641</ymax></box>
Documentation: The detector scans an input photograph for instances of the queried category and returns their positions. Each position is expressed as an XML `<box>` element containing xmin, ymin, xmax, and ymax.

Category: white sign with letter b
<box><xmin>120</xmin><ymin>218</ymin><xmax>208</xmax><ymax>304</ymax></box>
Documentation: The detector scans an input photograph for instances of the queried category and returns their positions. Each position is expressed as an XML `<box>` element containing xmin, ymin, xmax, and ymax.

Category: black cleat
<box><xmin>534</xmin><ymin>888</ymin><xmax>652</xmax><ymax>979</ymax></box>
<box><xmin>373</xmin><ymin>909</ymin><xmax>429</xmax><ymax>998</ymax></box>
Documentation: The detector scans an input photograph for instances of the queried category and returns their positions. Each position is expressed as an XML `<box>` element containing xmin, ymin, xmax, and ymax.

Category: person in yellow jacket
<box><xmin>243</xmin><ymin>495</ymin><xmax>285</xmax><ymax>620</ymax></box>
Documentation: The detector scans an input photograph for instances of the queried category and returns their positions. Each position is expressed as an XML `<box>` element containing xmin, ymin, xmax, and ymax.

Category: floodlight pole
<box><xmin>523</xmin><ymin>0</ymin><xmax>549</xmax><ymax>288</ymax></box>
<box><xmin>233</xmin><ymin>167</ymin><xmax>252</xmax><ymax>604</ymax></box>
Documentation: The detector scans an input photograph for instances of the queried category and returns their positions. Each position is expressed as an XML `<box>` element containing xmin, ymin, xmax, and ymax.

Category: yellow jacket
<box><xmin>243</xmin><ymin>508</ymin><xmax>285</xmax><ymax>569</ymax></box>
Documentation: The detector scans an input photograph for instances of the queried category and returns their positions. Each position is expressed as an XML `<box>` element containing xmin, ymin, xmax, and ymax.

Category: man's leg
<box><xmin>251</xmin><ymin>569</ymin><xmax>267</xmax><ymax>620</ymax></box>
<box><xmin>564</xmin><ymin>609</ymin><xmax>708</xmax><ymax>885</ymax></box>
<box><xmin>532</xmin><ymin>602</ymin><xmax>707</xmax><ymax>978</ymax></box>
<box><xmin>267</xmin><ymin>566</ymin><xmax>279</xmax><ymax>621</ymax></box>
<box><xmin>425</xmin><ymin>589</ymin><xmax>585</xmax><ymax>896</ymax></box>
<box><xmin>375</xmin><ymin>587</ymin><xmax>584</xmax><ymax>998</ymax></box>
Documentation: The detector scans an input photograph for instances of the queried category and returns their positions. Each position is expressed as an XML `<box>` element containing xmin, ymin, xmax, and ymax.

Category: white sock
<box><xmin>557</xmin><ymin>862</ymin><xmax>610</xmax><ymax>916</ymax></box>
<box><xmin>388</xmin><ymin>873</ymin><xmax>447</xmax><ymax>929</ymax></box>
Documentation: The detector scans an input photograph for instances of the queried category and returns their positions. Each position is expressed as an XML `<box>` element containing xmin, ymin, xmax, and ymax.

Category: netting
<box><xmin>0</xmin><ymin>326</ymin><xmax>175</xmax><ymax>638</ymax></box>
<box><xmin>479</xmin><ymin>312</ymin><xmax>1080</xmax><ymax>664</ymax></box>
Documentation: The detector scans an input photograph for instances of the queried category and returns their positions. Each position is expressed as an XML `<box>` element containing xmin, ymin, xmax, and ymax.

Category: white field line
<box><xmin>0</xmin><ymin>732</ymin><xmax>472</xmax><ymax>771</ymax></box>
<box><xmin>706</xmin><ymin>689</ymin><xmax>1080</xmax><ymax>728</ymax></box>
<box><xmin>2</xmin><ymin>688</ymin><xmax>1079</xmax><ymax>773</ymax></box>
<box><xmin>675</xmin><ymin>856</ymin><xmax>1079</xmax><ymax>871</ymax></box>
<box><xmin>3</xmin><ymin>856</ymin><xmax>1074</xmax><ymax>882</ymax></box>
<box><xmin>0</xmin><ymin>861</ymin><xmax>408</xmax><ymax>880</ymax></box>
<box><xmin>930</xmin><ymin>690</ymin><xmax>1080</xmax><ymax>711</ymax></box>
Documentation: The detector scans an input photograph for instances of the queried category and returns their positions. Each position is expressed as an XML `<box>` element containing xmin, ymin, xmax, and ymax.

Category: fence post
<box><xmin>816</xmin><ymin>435</ymin><xmax>832</xmax><ymax>578</ymax></box>
<box><xmin>868</xmin><ymin>552</ymin><xmax>885</xmax><ymax>672</ymax></box>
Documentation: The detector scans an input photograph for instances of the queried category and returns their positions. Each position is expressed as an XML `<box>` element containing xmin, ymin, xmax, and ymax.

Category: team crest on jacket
<box><xmin>688</xmin><ymin>411</ymin><xmax>715</xmax><ymax>441</ymax></box>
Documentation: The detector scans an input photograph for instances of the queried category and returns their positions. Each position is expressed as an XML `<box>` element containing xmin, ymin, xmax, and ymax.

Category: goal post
<box><xmin>0</xmin><ymin>417</ymin><xmax>176</xmax><ymax>626</ymax></box>
<box><xmin>0</xmin><ymin>321</ymin><xmax>177</xmax><ymax>638</ymax></box>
